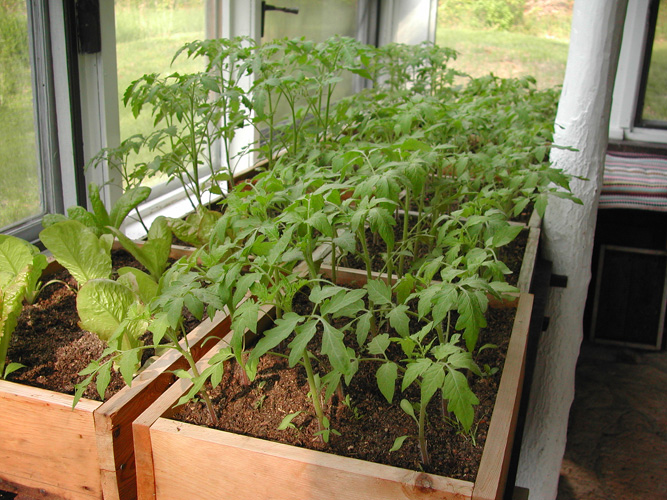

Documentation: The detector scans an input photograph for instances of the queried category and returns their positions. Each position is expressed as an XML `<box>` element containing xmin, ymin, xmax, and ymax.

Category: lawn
<box><xmin>435</xmin><ymin>27</ymin><xmax>569</xmax><ymax>90</ymax></box>
<box><xmin>0</xmin><ymin>93</ymin><xmax>41</xmax><ymax>228</ymax></box>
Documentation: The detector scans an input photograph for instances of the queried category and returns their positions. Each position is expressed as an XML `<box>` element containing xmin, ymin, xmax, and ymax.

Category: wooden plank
<box><xmin>516</xmin><ymin>226</ymin><xmax>540</xmax><ymax>293</ymax></box>
<box><xmin>472</xmin><ymin>293</ymin><xmax>533</xmax><ymax>500</ymax></box>
<box><xmin>527</xmin><ymin>210</ymin><xmax>541</xmax><ymax>229</ymax></box>
<box><xmin>149</xmin><ymin>418</ymin><xmax>474</xmax><ymax>500</ymax></box>
<box><xmin>0</xmin><ymin>381</ymin><xmax>102</xmax><ymax>499</ymax></box>
<box><xmin>133</xmin><ymin>303</ymin><xmax>275</xmax><ymax>500</ymax></box>
<box><xmin>94</xmin><ymin>308</ymin><xmax>234</xmax><ymax>500</ymax></box>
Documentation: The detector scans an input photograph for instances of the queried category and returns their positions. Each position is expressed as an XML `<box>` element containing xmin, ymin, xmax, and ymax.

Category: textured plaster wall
<box><xmin>515</xmin><ymin>1</ymin><xmax>628</xmax><ymax>499</ymax></box>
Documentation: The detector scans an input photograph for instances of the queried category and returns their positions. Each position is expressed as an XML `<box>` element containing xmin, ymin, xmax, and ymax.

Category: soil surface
<box><xmin>6</xmin><ymin>250</ymin><xmax>145</xmax><ymax>400</ymax></box>
<box><xmin>175</xmin><ymin>292</ymin><xmax>517</xmax><ymax>482</ymax></box>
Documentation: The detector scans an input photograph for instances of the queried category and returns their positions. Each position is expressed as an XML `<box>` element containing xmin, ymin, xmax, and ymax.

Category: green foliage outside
<box><xmin>439</xmin><ymin>0</ymin><xmax>525</xmax><ymax>31</ymax></box>
<box><xmin>436</xmin><ymin>0</ymin><xmax>573</xmax><ymax>89</ymax></box>
<box><xmin>642</xmin><ymin>3</ymin><xmax>667</xmax><ymax>122</ymax></box>
<box><xmin>0</xmin><ymin>0</ymin><xmax>40</xmax><ymax>229</ymax></box>
<box><xmin>114</xmin><ymin>2</ymin><xmax>204</xmax><ymax>187</ymax></box>
<box><xmin>0</xmin><ymin>0</ymin><xmax>29</xmax><ymax>106</ymax></box>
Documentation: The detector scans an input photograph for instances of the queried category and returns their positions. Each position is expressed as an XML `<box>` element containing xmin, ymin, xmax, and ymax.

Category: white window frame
<box><xmin>609</xmin><ymin>0</ymin><xmax>667</xmax><ymax>143</ymax></box>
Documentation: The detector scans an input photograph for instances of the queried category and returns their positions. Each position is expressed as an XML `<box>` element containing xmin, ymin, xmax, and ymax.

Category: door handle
<box><xmin>261</xmin><ymin>1</ymin><xmax>300</xmax><ymax>37</ymax></box>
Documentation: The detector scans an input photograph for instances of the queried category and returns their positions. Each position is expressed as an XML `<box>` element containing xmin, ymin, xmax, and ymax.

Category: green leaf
<box><xmin>402</xmin><ymin>358</ymin><xmax>431</xmax><ymax>392</ymax></box>
<box><xmin>117</xmin><ymin>267</ymin><xmax>158</xmax><ymax>305</ymax></box>
<box><xmin>443</xmin><ymin>369</ymin><xmax>479</xmax><ymax>432</ymax></box>
<box><xmin>278</xmin><ymin>411</ymin><xmax>302</xmax><ymax>430</ymax></box>
<box><xmin>119</xmin><ymin>349</ymin><xmax>140</xmax><ymax>385</ymax></box>
<box><xmin>394</xmin><ymin>274</ymin><xmax>414</xmax><ymax>305</ymax></box>
<box><xmin>96</xmin><ymin>362</ymin><xmax>112</xmax><ymax>400</ymax></box>
<box><xmin>287</xmin><ymin>320</ymin><xmax>318</xmax><ymax>367</ymax></box>
<box><xmin>321</xmin><ymin>288</ymin><xmax>366</xmax><ymax>318</ymax></box>
<box><xmin>390</xmin><ymin>435</ymin><xmax>410</xmax><ymax>452</ymax></box>
<box><xmin>489</xmin><ymin>224</ymin><xmax>523</xmax><ymax>248</ymax></box>
<box><xmin>88</xmin><ymin>183</ymin><xmax>111</xmax><ymax>230</ymax></box>
<box><xmin>0</xmin><ymin>235</ymin><xmax>36</xmax><ymax>277</ymax></box>
<box><xmin>321</xmin><ymin>321</ymin><xmax>351</xmax><ymax>376</ymax></box>
<box><xmin>40</xmin><ymin>220</ymin><xmax>112</xmax><ymax>286</ymax></box>
<box><xmin>76</xmin><ymin>279</ymin><xmax>136</xmax><ymax>344</ymax></box>
<box><xmin>356</xmin><ymin>311</ymin><xmax>372</xmax><ymax>346</ymax></box>
<box><xmin>421</xmin><ymin>363</ymin><xmax>445</xmax><ymax>407</ymax></box>
<box><xmin>309</xmin><ymin>285</ymin><xmax>341</xmax><ymax>304</ymax></box>
<box><xmin>367</xmin><ymin>333</ymin><xmax>390</xmax><ymax>356</ymax></box>
<box><xmin>400</xmin><ymin>398</ymin><xmax>417</xmax><ymax>422</ymax></box>
<box><xmin>388</xmin><ymin>305</ymin><xmax>410</xmax><ymax>337</ymax></box>
<box><xmin>366</xmin><ymin>279</ymin><xmax>392</xmax><ymax>305</ymax></box>
<box><xmin>306</xmin><ymin>211</ymin><xmax>333</xmax><ymax>237</ymax></box>
<box><xmin>248</xmin><ymin>312</ymin><xmax>302</xmax><ymax>363</ymax></box>
<box><xmin>376</xmin><ymin>362</ymin><xmax>398</xmax><ymax>403</ymax></box>
<box><xmin>109</xmin><ymin>186</ymin><xmax>152</xmax><ymax>229</ymax></box>
<box><xmin>3</xmin><ymin>362</ymin><xmax>25</xmax><ymax>378</ymax></box>
<box><xmin>109</xmin><ymin>217</ymin><xmax>171</xmax><ymax>281</ymax></box>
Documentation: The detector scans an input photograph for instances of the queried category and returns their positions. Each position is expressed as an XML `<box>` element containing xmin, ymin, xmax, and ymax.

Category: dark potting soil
<box><xmin>173</xmin><ymin>293</ymin><xmax>516</xmax><ymax>482</ymax></box>
<box><xmin>339</xmin><ymin>219</ymin><xmax>528</xmax><ymax>287</ymax></box>
<box><xmin>5</xmin><ymin>249</ymin><xmax>200</xmax><ymax>402</ymax></box>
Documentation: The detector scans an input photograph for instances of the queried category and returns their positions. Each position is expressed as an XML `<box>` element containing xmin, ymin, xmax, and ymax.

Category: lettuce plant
<box><xmin>0</xmin><ymin>234</ymin><xmax>48</xmax><ymax>304</ymax></box>
<box><xmin>109</xmin><ymin>216</ymin><xmax>172</xmax><ymax>282</ymax></box>
<box><xmin>39</xmin><ymin>220</ymin><xmax>113</xmax><ymax>288</ymax></box>
<box><xmin>43</xmin><ymin>182</ymin><xmax>151</xmax><ymax>237</ymax></box>
<box><xmin>0</xmin><ymin>254</ymin><xmax>35</xmax><ymax>379</ymax></box>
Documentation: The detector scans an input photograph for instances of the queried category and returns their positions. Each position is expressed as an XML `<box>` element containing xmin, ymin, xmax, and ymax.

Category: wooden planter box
<box><xmin>132</xmin><ymin>289</ymin><xmax>533</xmax><ymax>500</ymax></box>
<box><xmin>0</xmin><ymin>247</ymin><xmax>230</xmax><ymax>500</ymax></box>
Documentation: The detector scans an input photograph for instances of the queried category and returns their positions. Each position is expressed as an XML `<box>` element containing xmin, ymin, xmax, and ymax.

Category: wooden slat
<box><xmin>134</xmin><ymin>304</ymin><xmax>275</xmax><ymax>500</ymax></box>
<box><xmin>150</xmin><ymin>418</ymin><xmax>474</xmax><ymax>500</ymax></box>
<box><xmin>0</xmin><ymin>381</ymin><xmax>102</xmax><ymax>499</ymax></box>
<box><xmin>472</xmin><ymin>293</ymin><xmax>533</xmax><ymax>500</ymax></box>
<box><xmin>516</xmin><ymin>226</ymin><xmax>541</xmax><ymax>293</ymax></box>
<box><xmin>94</xmin><ymin>308</ymin><xmax>233</xmax><ymax>500</ymax></box>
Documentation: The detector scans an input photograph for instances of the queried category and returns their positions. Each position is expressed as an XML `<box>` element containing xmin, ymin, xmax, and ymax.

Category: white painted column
<box><xmin>515</xmin><ymin>1</ymin><xmax>628</xmax><ymax>499</ymax></box>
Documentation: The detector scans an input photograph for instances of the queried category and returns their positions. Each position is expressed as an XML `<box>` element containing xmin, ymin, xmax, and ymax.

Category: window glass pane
<box><xmin>261</xmin><ymin>0</ymin><xmax>360</xmax><ymax>121</ymax></box>
<box><xmin>115</xmin><ymin>0</ymin><xmax>205</xmax><ymax>188</ymax></box>
<box><xmin>641</xmin><ymin>0</ymin><xmax>667</xmax><ymax>123</ymax></box>
<box><xmin>436</xmin><ymin>0</ymin><xmax>573</xmax><ymax>89</ymax></box>
<box><xmin>0</xmin><ymin>0</ymin><xmax>43</xmax><ymax>229</ymax></box>
<box><xmin>261</xmin><ymin>0</ymin><xmax>359</xmax><ymax>42</ymax></box>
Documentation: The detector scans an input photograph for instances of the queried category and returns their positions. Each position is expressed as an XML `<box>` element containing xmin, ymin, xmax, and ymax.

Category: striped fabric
<box><xmin>600</xmin><ymin>151</ymin><xmax>667</xmax><ymax>211</ymax></box>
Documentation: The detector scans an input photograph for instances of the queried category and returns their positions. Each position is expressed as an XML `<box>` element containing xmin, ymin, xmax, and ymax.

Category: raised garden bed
<box><xmin>0</xmin><ymin>246</ymin><xmax>229</xmax><ymax>500</ymax></box>
<box><xmin>132</xmin><ymin>290</ymin><xmax>533</xmax><ymax>500</ymax></box>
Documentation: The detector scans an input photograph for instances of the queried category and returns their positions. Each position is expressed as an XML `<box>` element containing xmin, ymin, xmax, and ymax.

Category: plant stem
<box><xmin>302</xmin><ymin>349</ymin><xmax>326</xmax><ymax>442</ymax></box>
<box><xmin>418</xmin><ymin>401</ymin><xmax>430</xmax><ymax>466</ymax></box>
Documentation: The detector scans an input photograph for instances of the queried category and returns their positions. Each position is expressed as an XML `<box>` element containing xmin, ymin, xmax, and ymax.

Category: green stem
<box><xmin>302</xmin><ymin>349</ymin><xmax>326</xmax><ymax>441</ymax></box>
<box><xmin>418</xmin><ymin>400</ymin><xmax>430</xmax><ymax>465</ymax></box>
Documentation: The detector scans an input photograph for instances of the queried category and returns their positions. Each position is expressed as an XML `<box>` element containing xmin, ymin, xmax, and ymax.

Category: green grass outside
<box><xmin>435</xmin><ymin>26</ymin><xmax>569</xmax><ymax>90</ymax></box>
<box><xmin>114</xmin><ymin>6</ymin><xmax>204</xmax><ymax>186</ymax></box>
<box><xmin>0</xmin><ymin>92</ymin><xmax>41</xmax><ymax>228</ymax></box>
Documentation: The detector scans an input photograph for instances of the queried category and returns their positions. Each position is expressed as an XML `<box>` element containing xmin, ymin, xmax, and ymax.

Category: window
<box><xmin>635</xmin><ymin>0</ymin><xmax>667</xmax><ymax>127</ymax></box>
<box><xmin>610</xmin><ymin>0</ymin><xmax>667</xmax><ymax>143</ymax></box>
<box><xmin>1</xmin><ymin>0</ymin><xmax>437</xmax><ymax>241</ymax></box>
<box><xmin>0</xmin><ymin>0</ymin><xmax>63</xmax><ymax>242</ymax></box>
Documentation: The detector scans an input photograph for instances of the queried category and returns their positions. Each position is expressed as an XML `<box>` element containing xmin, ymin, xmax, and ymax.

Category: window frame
<box><xmin>610</xmin><ymin>0</ymin><xmax>667</xmax><ymax>143</ymax></box>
